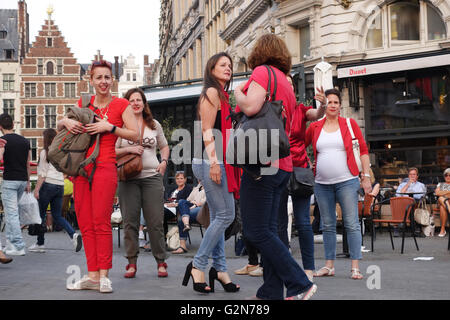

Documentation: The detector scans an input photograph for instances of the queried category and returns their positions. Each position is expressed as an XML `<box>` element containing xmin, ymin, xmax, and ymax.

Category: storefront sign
<box><xmin>337</xmin><ymin>53</ymin><xmax>450</xmax><ymax>78</ymax></box>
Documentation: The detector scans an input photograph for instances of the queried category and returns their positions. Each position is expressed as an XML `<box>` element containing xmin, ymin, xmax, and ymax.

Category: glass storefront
<box><xmin>363</xmin><ymin>66</ymin><xmax>450</xmax><ymax>186</ymax></box>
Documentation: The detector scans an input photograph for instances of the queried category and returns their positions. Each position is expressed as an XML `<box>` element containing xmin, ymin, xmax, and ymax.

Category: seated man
<box><xmin>163</xmin><ymin>171</ymin><xmax>192</xmax><ymax>237</ymax></box>
<box><xmin>172</xmin><ymin>181</ymin><xmax>206</xmax><ymax>254</ymax></box>
<box><xmin>396</xmin><ymin>167</ymin><xmax>426</xmax><ymax>201</ymax></box>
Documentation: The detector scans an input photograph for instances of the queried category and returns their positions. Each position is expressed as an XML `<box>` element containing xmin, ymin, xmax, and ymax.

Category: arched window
<box><xmin>365</xmin><ymin>1</ymin><xmax>447</xmax><ymax>49</ymax></box>
<box><xmin>390</xmin><ymin>1</ymin><xmax>420</xmax><ymax>42</ymax></box>
<box><xmin>427</xmin><ymin>4</ymin><xmax>447</xmax><ymax>40</ymax></box>
<box><xmin>46</xmin><ymin>61</ymin><xmax>54</xmax><ymax>75</ymax></box>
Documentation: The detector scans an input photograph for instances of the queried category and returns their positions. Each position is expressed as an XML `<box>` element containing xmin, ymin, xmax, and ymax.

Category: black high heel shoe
<box><xmin>209</xmin><ymin>267</ymin><xmax>240</xmax><ymax>293</ymax></box>
<box><xmin>182</xmin><ymin>262</ymin><xmax>211</xmax><ymax>293</ymax></box>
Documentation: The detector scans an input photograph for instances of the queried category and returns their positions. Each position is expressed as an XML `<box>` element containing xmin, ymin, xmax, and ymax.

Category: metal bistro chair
<box><xmin>371</xmin><ymin>196</ymin><xmax>419</xmax><ymax>254</ymax></box>
<box><xmin>358</xmin><ymin>193</ymin><xmax>375</xmax><ymax>245</ymax></box>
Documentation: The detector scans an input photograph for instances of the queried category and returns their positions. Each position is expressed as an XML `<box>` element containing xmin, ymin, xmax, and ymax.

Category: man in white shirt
<box><xmin>396</xmin><ymin>167</ymin><xmax>426</xmax><ymax>201</ymax></box>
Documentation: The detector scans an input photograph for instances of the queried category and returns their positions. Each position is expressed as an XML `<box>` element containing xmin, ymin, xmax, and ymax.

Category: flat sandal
<box><xmin>351</xmin><ymin>268</ymin><xmax>363</xmax><ymax>280</ymax></box>
<box><xmin>313</xmin><ymin>266</ymin><xmax>335</xmax><ymax>277</ymax></box>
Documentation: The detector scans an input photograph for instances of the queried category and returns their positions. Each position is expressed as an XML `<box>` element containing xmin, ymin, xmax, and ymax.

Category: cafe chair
<box><xmin>371</xmin><ymin>196</ymin><xmax>419</xmax><ymax>254</ymax></box>
<box><xmin>358</xmin><ymin>194</ymin><xmax>376</xmax><ymax>245</ymax></box>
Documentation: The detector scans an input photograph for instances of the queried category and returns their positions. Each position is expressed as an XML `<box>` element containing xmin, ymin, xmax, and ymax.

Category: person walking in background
<box><xmin>0</xmin><ymin>114</ymin><xmax>31</xmax><ymax>256</ymax></box>
<box><xmin>116</xmin><ymin>87</ymin><xmax>170</xmax><ymax>279</ymax></box>
<box><xmin>435</xmin><ymin>168</ymin><xmax>450</xmax><ymax>237</ymax></box>
<box><xmin>305</xmin><ymin>88</ymin><xmax>372</xmax><ymax>280</ymax></box>
<box><xmin>61</xmin><ymin>60</ymin><xmax>139</xmax><ymax>293</ymax></box>
<box><xmin>172</xmin><ymin>181</ymin><xmax>206</xmax><ymax>254</ymax></box>
<box><xmin>277</xmin><ymin>75</ymin><xmax>327</xmax><ymax>282</ymax></box>
<box><xmin>30</xmin><ymin>129</ymin><xmax>82</xmax><ymax>253</ymax></box>
<box><xmin>183</xmin><ymin>52</ymin><xmax>240</xmax><ymax>294</ymax></box>
<box><xmin>234</xmin><ymin>34</ymin><xmax>316</xmax><ymax>300</ymax></box>
<box><xmin>0</xmin><ymin>135</ymin><xmax>13</xmax><ymax>263</ymax></box>
<box><xmin>233</xmin><ymin>237</ymin><xmax>263</xmax><ymax>277</ymax></box>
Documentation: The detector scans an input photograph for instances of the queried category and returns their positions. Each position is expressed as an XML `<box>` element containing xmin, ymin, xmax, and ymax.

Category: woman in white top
<box><xmin>116</xmin><ymin>88</ymin><xmax>170</xmax><ymax>279</ymax></box>
<box><xmin>30</xmin><ymin>129</ymin><xmax>82</xmax><ymax>253</ymax></box>
<box><xmin>305</xmin><ymin>88</ymin><xmax>372</xmax><ymax>280</ymax></box>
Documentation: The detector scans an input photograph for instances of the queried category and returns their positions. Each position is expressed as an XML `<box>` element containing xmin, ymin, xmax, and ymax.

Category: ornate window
<box><xmin>47</xmin><ymin>61</ymin><xmax>54</xmax><ymax>75</ymax></box>
<box><xmin>38</xmin><ymin>59</ymin><xmax>43</xmax><ymax>75</ymax></box>
<box><xmin>45</xmin><ymin>83</ymin><xmax>56</xmax><ymax>97</ymax></box>
<box><xmin>3</xmin><ymin>74</ymin><xmax>14</xmax><ymax>91</ymax></box>
<box><xmin>366</xmin><ymin>1</ymin><xmax>447</xmax><ymax>49</ymax></box>
<box><xmin>45</xmin><ymin>106</ymin><xmax>57</xmax><ymax>128</ymax></box>
<box><xmin>25</xmin><ymin>106</ymin><xmax>37</xmax><ymax>128</ymax></box>
<box><xmin>3</xmin><ymin>99</ymin><xmax>14</xmax><ymax>121</ymax></box>
<box><xmin>27</xmin><ymin>138</ymin><xmax>37</xmax><ymax>161</ymax></box>
<box><xmin>25</xmin><ymin>83</ymin><xmax>36</xmax><ymax>98</ymax></box>
<box><xmin>65</xmin><ymin>83</ymin><xmax>76</xmax><ymax>98</ymax></box>
<box><xmin>57</xmin><ymin>59</ymin><xmax>63</xmax><ymax>74</ymax></box>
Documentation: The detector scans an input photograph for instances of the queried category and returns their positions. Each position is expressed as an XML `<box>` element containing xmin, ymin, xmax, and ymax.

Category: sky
<box><xmin>1</xmin><ymin>0</ymin><xmax>161</xmax><ymax>65</ymax></box>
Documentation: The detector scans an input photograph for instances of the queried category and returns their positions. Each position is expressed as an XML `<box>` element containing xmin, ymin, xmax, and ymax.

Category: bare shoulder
<box><xmin>202</xmin><ymin>87</ymin><xmax>221</xmax><ymax>107</ymax></box>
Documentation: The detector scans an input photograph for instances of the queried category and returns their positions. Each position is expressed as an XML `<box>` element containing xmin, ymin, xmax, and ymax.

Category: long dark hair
<box><xmin>124</xmin><ymin>88</ymin><xmax>156</xmax><ymax>130</ymax></box>
<box><xmin>43</xmin><ymin>128</ymin><xmax>57</xmax><ymax>163</ymax></box>
<box><xmin>199</xmin><ymin>52</ymin><xmax>233</xmax><ymax>108</ymax></box>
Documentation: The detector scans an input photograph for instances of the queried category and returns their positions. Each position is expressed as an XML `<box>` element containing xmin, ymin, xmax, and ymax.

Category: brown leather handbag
<box><xmin>117</xmin><ymin>126</ymin><xmax>145</xmax><ymax>181</ymax></box>
<box><xmin>196</xmin><ymin>202</ymin><xmax>210</xmax><ymax>229</ymax></box>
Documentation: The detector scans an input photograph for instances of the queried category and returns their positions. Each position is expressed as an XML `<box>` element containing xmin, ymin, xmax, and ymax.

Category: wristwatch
<box><xmin>363</xmin><ymin>173</ymin><xmax>371</xmax><ymax>178</ymax></box>
<box><xmin>161</xmin><ymin>159</ymin><xmax>168</xmax><ymax>165</ymax></box>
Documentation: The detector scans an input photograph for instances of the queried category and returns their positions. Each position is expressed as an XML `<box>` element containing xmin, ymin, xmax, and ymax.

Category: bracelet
<box><xmin>110</xmin><ymin>125</ymin><xmax>117</xmax><ymax>134</ymax></box>
<box><xmin>161</xmin><ymin>159</ymin><xmax>168</xmax><ymax>165</ymax></box>
<box><xmin>363</xmin><ymin>173</ymin><xmax>371</xmax><ymax>178</ymax></box>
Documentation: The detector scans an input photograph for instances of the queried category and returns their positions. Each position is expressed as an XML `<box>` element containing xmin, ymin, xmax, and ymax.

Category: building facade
<box><xmin>157</xmin><ymin>0</ymin><xmax>450</xmax><ymax>184</ymax></box>
<box><xmin>118</xmin><ymin>54</ymin><xmax>143</xmax><ymax>97</ymax></box>
<box><xmin>20</xmin><ymin>10</ymin><xmax>82</xmax><ymax>161</ymax></box>
<box><xmin>0</xmin><ymin>0</ymin><xmax>29</xmax><ymax>131</ymax></box>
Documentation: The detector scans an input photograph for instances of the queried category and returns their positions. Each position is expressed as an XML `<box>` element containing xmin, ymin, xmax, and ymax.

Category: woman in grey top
<box><xmin>116</xmin><ymin>88</ymin><xmax>170</xmax><ymax>278</ymax></box>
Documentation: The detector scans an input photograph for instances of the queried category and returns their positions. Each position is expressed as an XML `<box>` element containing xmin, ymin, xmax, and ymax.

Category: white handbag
<box><xmin>111</xmin><ymin>208</ymin><xmax>122</xmax><ymax>224</ymax></box>
<box><xmin>346</xmin><ymin>118</ymin><xmax>362</xmax><ymax>172</ymax></box>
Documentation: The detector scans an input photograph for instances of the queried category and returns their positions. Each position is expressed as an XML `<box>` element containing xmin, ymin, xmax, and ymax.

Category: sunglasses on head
<box><xmin>91</xmin><ymin>60</ymin><xmax>112</xmax><ymax>69</ymax></box>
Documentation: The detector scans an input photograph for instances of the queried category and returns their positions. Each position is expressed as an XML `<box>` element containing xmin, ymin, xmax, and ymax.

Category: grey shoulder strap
<box><xmin>81</xmin><ymin>94</ymin><xmax>92</xmax><ymax>108</ymax></box>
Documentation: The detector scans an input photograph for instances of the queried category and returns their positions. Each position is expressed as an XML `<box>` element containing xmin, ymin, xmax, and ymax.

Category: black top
<box><xmin>2</xmin><ymin>133</ymin><xmax>30</xmax><ymax>181</ymax></box>
<box><xmin>200</xmin><ymin>110</ymin><xmax>222</xmax><ymax>155</ymax></box>
<box><xmin>167</xmin><ymin>184</ymin><xmax>193</xmax><ymax>202</ymax></box>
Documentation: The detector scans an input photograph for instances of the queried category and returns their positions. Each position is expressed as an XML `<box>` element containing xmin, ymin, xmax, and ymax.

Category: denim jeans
<box><xmin>278</xmin><ymin>183</ymin><xmax>315</xmax><ymax>271</ymax></box>
<box><xmin>192</xmin><ymin>160</ymin><xmax>235</xmax><ymax>272</ymax></box>
<box><xmin>177</xmin><ymin>199</ymin><xmax>201</xmax><ymax>241</ymax></box>
<box><xmin>1</xmin><ymin>180</ymin><xmax>27</xmax><ymax>250</ymax></box>
<box><xmin>314</xmin><ymin>178</ymin><xmax>362</xmax><ymax>260</ymax></box>
<box><xmin>241</xmin><ymin>169</ymin><xmax>313</xmax><ymax>300</ymax></box>
<box><xmin>37</xmin><ymin>182</ymin><xmax>74</xmax><ymax>245</ymax></box>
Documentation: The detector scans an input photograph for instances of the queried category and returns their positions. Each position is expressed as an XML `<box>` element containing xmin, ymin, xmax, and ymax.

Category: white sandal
<box><xmin>313</xmin><ymin>266</ymin><xmax>335</xmax><ymax>277</ymax></box>
<box><xmin>351</xmin><ymin>268</ymin><xmax>363</xmax><ymax>280</ymax></box>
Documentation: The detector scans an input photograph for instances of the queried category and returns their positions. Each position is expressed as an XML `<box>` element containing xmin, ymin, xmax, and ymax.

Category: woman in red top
<box><xmin>59</xmin><ymin>60</ymin><xmax>138</xmax><ymax>293</ymax></box>
<box><xmin>277</xmin><ymin>76</ymin><xmax>327</xmax><ymax>282</ymax></box>
<box><xmin>305</xmin><ymin>88</ymin><xmax>371</xmax><ymax>280</ymax></box>
<box><xmin>234</xmin><ymin>34</ymin><xmax>316</xmax><ymax>300</ymax></box>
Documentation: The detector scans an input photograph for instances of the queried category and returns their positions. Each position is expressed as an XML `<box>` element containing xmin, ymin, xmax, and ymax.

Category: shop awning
<box><xmin>337</xmin><ymin>53</ymin><xmax>450</xmax><ymax>79</ymax></box>
<box><xmin>144</xmin><ymin>77</ymin><xmax>248</xmax><ymax>103</ymax></box>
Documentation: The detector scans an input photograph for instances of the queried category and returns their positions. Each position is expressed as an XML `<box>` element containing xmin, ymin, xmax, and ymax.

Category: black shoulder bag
<box><xmin>226</xmin><ymin>65</ymin><xmax>290</xmax><ymax>174</ymax></box>
<box><xmin>287</xmin><ymin>166</ymin><xmax>315</xmax><ymax>198</ymax></box>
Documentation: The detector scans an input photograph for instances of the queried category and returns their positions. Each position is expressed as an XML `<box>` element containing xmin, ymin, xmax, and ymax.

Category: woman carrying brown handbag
<box><xmin>115</xmin><ymin>88</ymin><xmax>170</xmax><ymax>279</ymax></box>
